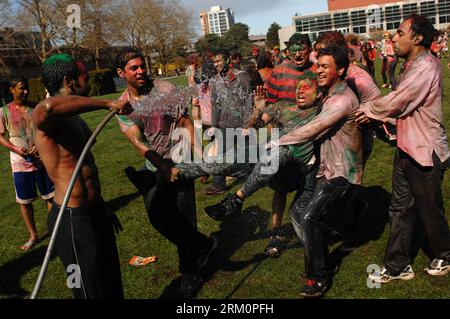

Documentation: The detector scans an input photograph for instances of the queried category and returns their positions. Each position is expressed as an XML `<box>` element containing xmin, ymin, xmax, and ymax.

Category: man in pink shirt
<box><xmin>357</xmin><ymin>14</ymin><xmax>450</xmax><ymax>282</ymax></box>
<box><xmin>271</xmin><ymin>46</ymin><xmax>362</xmax><ymax>297</ymax></box>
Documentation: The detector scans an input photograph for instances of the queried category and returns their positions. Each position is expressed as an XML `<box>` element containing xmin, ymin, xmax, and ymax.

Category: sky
<box><xmin>179</xmin><ymin>0</ymin><xmax>328</xmax><ymax>36</ymax></box>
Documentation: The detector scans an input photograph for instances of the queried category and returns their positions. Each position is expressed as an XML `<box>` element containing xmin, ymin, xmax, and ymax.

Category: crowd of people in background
<box><xmin>1</xmin><ymin>13</ymin><xmax>449</xmax><ymax>299</ymax></box>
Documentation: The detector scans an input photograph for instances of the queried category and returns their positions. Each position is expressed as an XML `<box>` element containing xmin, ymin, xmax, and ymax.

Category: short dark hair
<box><xmin>348</xmin><ymin>48</ymin><xmax>355</xmax><ymax>57</ymax></box>
<box><xmin>406</xmin><ymin>14</ymin><xmax>437</xmax><ymax>49</ymax></box>
<box><xmin>286</xmin><ymin>33</ymin><xmax>312</xmax><ymax>48</ymax></box>
<box><xmin>231</xmin><ymin>52</ymin><xmax>242</xmax><ymax>60</ymax></box>
<box><xmin>317</xmin><ymin>46</ymin><xmax>349</xmax><ymax>79</ymax></box>
<box><xmin>199</xmin><ymin>58</ymin><xmax>217</xmax><ymax>84</ymax></box>
<box><xmin>115</xmin><ymin>47</ymin><xmax>145</xmax><ymax>70</ymax></box>
<box><xmin>214</xmin><ymin>49</ymin><xmax>230</xmax><ymax>61</ymax></box>
<box><xmin>42</xmin><ymin>54</ymin><xmax>79</xmax><ymax>96</ymax></box>
<box><xmin>256</xmin><ymin>51</ymin><xmax>274</xmax><ymax>69</ymax></box>
<box><xmin>316</xmin><ymin>31</ymin><xmax>347</xmax><ymax>49</ymax></box>
<box><xmin>8</xmin><ymin>76</ymin><xmax>28</xmax><ymax>89</ymax></box>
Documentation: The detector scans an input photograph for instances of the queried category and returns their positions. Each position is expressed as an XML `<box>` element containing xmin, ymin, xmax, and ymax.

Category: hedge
<box><xmin>88</xmin><ymin>69</ymin><xmax>117</xmax><ymax>97</ymax></box>
<box><xmin>26</xmin><ymin>68</ymin><xmax>117</xmax><ymax>104</ymax></box>
<box><xmin>28</xmin><ymin>77</ymin><xmax>47</xmax><ymax>104</ymax></box>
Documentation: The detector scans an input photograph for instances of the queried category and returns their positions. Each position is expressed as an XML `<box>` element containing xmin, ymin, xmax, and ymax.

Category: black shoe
<box><xmin>204</xmin><ymin>194</ymin><xmax>243</xmax><ymax>220</ymax></box>
<box><xmin>263</xmin><ymin>235</ymin><xmax>288</xmax><ymax>258</ymax></box>
<box><xmin>197</xmin><ymin>236</ymin><xmax>218</xmax><ymax>269</ymax></box>
<box><xmin>178</xmin><ymin>273</ymin><xmax>204</xmax><ymax>299</ymax></box>
<box><xmin>326</xmin><ymin>229</ymin><xmax>344</xmax><ymax>246</ymax></box>
<box><xmin>300</xmin><ymin>278</ymin><xmax>328</xmax><ymax>297</ymax></box>
<box><xmin>300</xmin><ymin>264</ymin><xmax>339</xmax><ymax>279</ymax></box>
<box><xmin>124</xmin><ymin>166</ymin><xmax>153</xmax><ymax>195</ymax></box>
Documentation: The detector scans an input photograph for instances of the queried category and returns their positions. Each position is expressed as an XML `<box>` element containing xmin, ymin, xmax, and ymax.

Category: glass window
<box><xmin>353</xmin><ymin>25</ymin><xmax>367</xmax><ymax>34</ymax></box>
<box><xmin>402</xmin><ymin>3</ymin><xmax>418</xmax><ymax>18</ymax></box>
<box><xmin>334</xmin><ymin>12</ymin><xmax>349</xmax><ymax>28</ymax></box>
<box><xmin>351</xmin><ymin>10</ymin><xmax>367</xmax><ymax>26</ymax></box>
<box><xmin>420</xmin><ymin>1</ymin><xmax>436</xmax><ymax>23</ymax></box>
<box><xmin>438</xmin><ymin>0</ymin><xmax>450</xmax><ymax>17</ymax></box>
<box><xmin>385</xmin><ymin>5</ymin><xmax>401</xmax><ymax>22</ymax></box>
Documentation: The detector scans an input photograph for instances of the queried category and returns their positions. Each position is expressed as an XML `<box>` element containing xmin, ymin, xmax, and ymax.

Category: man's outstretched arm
<box><xmin>33</xmin><ymin>96</ymin><xmax>133</xmax><ymax>131</ymax></box>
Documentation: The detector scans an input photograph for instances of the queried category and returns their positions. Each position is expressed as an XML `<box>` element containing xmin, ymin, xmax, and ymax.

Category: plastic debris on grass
<box><xmin>129</xmin><ymin>255</ymin><xmax>157</xmax><ymax>266</ymax></box>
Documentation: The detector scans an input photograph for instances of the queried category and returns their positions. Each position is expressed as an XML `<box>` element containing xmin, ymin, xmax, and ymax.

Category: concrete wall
<box><xmin>278</xmin><ymin>25</ymin><xmax>295</xmax><ymax>50</ymax></box>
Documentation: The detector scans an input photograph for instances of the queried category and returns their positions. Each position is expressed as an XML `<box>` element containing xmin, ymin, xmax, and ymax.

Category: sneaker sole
<box><xmin>300</xmin><ymin>291</ymin><xmax>324</xmax><ymax>297</ymax></box>
<box><xmin>368</xmin><ymin>272</ymin><xmax>415</xmax><ymax>283</ymax></box>
<box><xmin>424</xmin><ymin>267</ymin><xmax>450</xmax><ymax>276</ymax></box>
<box><xmin>300</xmin><ymin>285</ymin><xmax>328</xmax><ymax>297</ymax></box>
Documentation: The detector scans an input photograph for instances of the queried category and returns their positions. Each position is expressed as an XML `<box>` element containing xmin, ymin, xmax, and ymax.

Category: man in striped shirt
<box><xmin>260</xmin><ymin>33</ymin><xmax>318</xmax><ymax>257</ymax></box>
<box><xmin>266</xmin><ymin>33</ymin><xmax>318</xmax><ymax>104</ymax></box>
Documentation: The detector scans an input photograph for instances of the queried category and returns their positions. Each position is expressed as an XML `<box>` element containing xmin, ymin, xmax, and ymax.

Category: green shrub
<box><xmin>25</xmin><ymin>69</ymin><xmax>117</xmax><ymax>103</ymax></box>
<box><xmin>28</xmin><ymin>77</ymin><xmax>47</xmax><ymax>104</ymax></box>
<box><xmin>88</xmin><ymin>69</ymin><xmax>116</xmax><ymax>96</ymax></box>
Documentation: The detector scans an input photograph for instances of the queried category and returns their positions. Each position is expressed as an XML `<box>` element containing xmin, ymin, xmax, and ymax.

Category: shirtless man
<box><xmin>32</xmin><ymin>54</ymin><xmax>132</xmax><ymax>299</ymax></box>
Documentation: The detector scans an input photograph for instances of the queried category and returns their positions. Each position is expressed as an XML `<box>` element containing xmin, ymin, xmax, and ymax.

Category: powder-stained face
<box><xmin>317</xmin><ymin>55</ymin><xmax>342</xmax><ymax>89</ymax></box>
<box><xmin>296</xmin><ymin>79</ymin><xmax>318</xmax><ymax>109</ymax></box>
<box><xmin>119</xmin><ymin>57</ymin><xmax>149</xmax><ymax>90</ymax></box>
<box><xmin>74</xmin><ymin>62</ymin><xmax>89</xmax><ymax>97</ymax></box>
<box><xmin>289</xmin><ymin>43</ymin><xmax>311</xmax><ymax>68</ymax></box>
<box><xmin>10</xmin><ymin>81</ymin><xmax>29</xmax><ymax>102</ymax></box>
<box><xmin>213</xmin><ymin>54</ymin><xmax>228</xmax><ymax>75</ymax></box>
<box><xmin>392</xmin><ymin>19</ymin><xmax>419</xmax><ymax>59</ymax></box>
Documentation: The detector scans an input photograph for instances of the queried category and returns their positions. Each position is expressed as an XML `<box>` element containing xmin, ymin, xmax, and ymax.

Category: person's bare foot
<box><xmin>20</xmin><ymin>238</ymin><xmax>38</xmax><ymax>250</ymax></box>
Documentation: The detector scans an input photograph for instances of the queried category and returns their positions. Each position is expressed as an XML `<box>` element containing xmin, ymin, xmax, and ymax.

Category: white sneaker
<box><xmin>368</xmin><ymin>265</ymin><xmax>415</xmax><ymax>283</ymax></box>
<box><xmin>424</xmin><ymin>259</ymin><xmax>450</xmax><ymax>276</ymax></box>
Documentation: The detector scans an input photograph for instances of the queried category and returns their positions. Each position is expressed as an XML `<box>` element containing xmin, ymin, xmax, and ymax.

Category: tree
<box><xmin>266</xmin><ymin>22</ymin><xmax>281</xmax><ymax>49</ymax></box>
<box><xmin>0</xmin><ymin>0</ymin><xmax>12</xmax><ymax>76</ymax></box>
<box><xmin>111</xmin><ymin>0</ymin><xmax>195</xmax><ymax>76</ymax></box>
<box><xmin>80</xmin><ymin>0</ymin><xmax>113</xmax><ymax>70</ymax></box>
<box><xmin>16</xmin><ymin>0</ymin><xmax>61</xmax><ymax>61</ymax></box>
<box><xmin>221</xmin><ymin>22</ymin><xmax>252</xmax><ymax>55</ymax></box>
<box><xmin>194</xmin><ymin>33</ymin><xmax>222</xmax><ymax>54</ymax></box>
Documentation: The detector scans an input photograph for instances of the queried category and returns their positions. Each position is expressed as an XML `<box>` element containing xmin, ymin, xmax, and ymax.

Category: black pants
<box><xmin>290</xmin><ymin>177</ymin><xmax>353</xmax><ymax>281</ymax></box>
<box><xmin>241</xmin><ymin>146</ymin><xmax>307</xmax><ymax>197</ymax></box>
<box><xmin>212</xmin><ymin>127</ymin><xmax>248</xmax><ymax>188</ymax></box>
<box><xmin>143</xmin><ymin>172</ymin><xmax>209</xmax><ymax>274</ymax></box>
<box><xmin>384</xmin><ymin>149</ymin><xmax>450</xmax><ymax>275</ymax></box>
<box><xmin>47</xmin><ymin>200</ymin><xmax>124</xmax><ymax>299</ymax></box>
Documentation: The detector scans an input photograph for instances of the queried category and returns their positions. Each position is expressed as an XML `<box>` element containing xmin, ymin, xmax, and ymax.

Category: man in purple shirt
<box><xmin>357</xmin><ymin>14</ymin><xmax>450</xmax><ymax>283</ymax></box>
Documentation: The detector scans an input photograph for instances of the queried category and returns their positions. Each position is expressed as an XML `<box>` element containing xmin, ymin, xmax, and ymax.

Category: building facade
<box><xmin>204</xmin><ymin>6</ymin><xmax>235</xmax><ymax>36</ymax></box>
<box><xmin>328</xmin><ymin>0</ymin><xmax>403</xmax><ymax>11</ymax></box>
<box><xmin>282</xmin><ymin>0</ymin><xmax>450</xmax><ymax>44</ymax></box>
<box><xmin>200</xmin><ymin>11</ymin><xmax>209</xmax><ymax>36</ymax></box>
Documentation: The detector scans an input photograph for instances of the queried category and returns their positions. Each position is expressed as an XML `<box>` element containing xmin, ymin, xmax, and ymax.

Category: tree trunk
<box><xmin>144</xmin><ymin>54</ymin><xmax>152</xmax><ymax>77</ymax></box>
<box><xmin>95</xmin><ymin>47</ymin><xmax>100</xmax><ymax>70</ymax></box>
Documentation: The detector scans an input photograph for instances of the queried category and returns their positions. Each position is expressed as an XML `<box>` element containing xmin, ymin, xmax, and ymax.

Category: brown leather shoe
<box><xmin>205</xmin><ymin>184</ymin><xmax>226</xmax><ymax>195</ymax></box>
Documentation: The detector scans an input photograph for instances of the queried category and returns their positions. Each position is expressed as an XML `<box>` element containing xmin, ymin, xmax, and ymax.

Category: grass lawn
<box><xmin>0</xmin><ymin>62</ymin><xmax>449</xmax><ymax>300</ymax></box>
